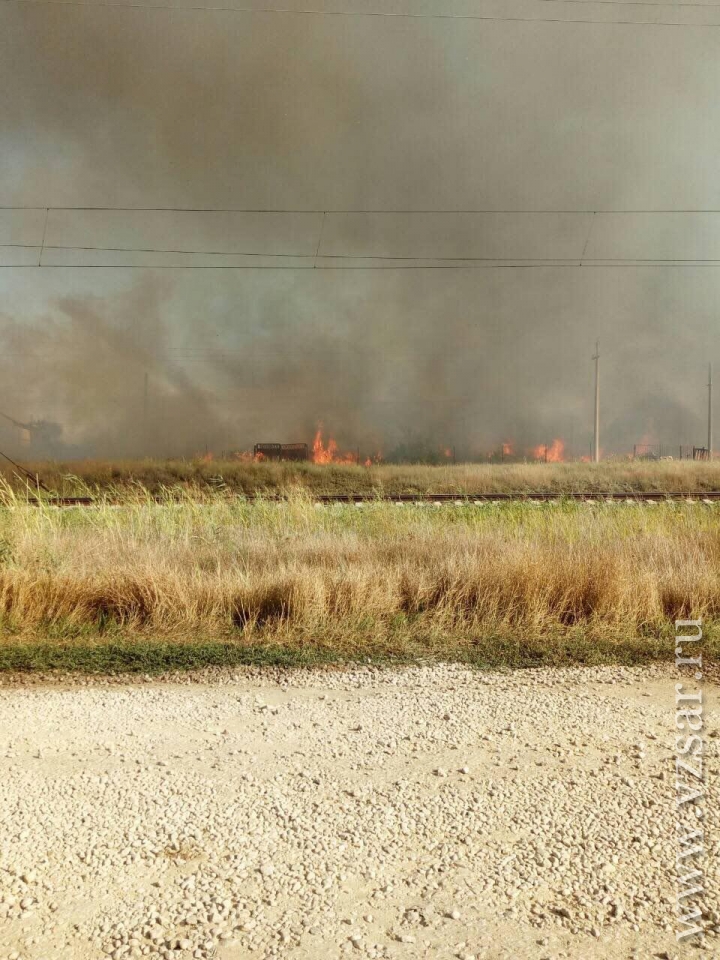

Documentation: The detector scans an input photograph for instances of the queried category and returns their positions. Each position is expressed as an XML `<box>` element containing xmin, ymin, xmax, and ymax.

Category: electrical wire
<box><xmin>2</xmin><ymin>0</ymin><xmax>720</xmax><ymax>27</ymax></box>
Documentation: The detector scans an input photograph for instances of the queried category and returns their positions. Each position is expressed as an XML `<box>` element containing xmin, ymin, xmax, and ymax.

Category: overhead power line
<box><xmin>8</xmin><ymin>261</ymin><xmax>720</xmax><ymax>269</ymax></box>
<box><xmin>539</xmin><ymin>0</ymin><xmax>720</xmax><ymax>6</ymax></box>
<box><xmin>6</xmin><ymin>210</ymin><xmax>720</xmax><ymax>265</ymax></box>
<box><xmin>9</xmin><ymin>206</ymin><xmax>720</xmax><ymax>213</ymax></box>
<box><xmin>3</xmin><ymin>0</ymin><xmax>720</xmax><ymax>27</ymax></box>
<box><xmin>541</xmin><ymin>0</ymin><xmax>720</xmax><ymax>5</ymax></box>
<box><xmin>9</xmin><ymin>247</ymin><xmax>720</xmax><ymax>262</ymax></box>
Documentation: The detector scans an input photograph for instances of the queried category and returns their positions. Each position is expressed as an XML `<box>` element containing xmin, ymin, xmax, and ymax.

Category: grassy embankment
<box><xmin>3</xmin><ymin>457</ymin><xmax>720</xmax><ymax>498</ymax></box>
<box><xmin>0</xmin><ymin>479</ymin><xmax>718</xmax><ymax>673</ymax></box>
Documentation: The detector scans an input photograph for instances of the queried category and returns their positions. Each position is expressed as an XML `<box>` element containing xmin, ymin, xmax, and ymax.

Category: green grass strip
<box><xmin>0</xmin><ymin>630</ymin><xmax>693</xmax><ymax>675</ymax></box>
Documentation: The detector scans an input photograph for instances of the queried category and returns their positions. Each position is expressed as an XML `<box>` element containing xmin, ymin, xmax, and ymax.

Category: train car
<box><xmin>253</xmin><ymin>442</ymin><xmax>309</xmax><ymax>462</ymax></box>
<box><xmin>280</xmin><ymin>443</ymin><xmax>309</xmax><ymax>462</ymax></box>
<box><xmin>253</xmin><ymin>443</ymin><xmax>282</xmax><ymax>460</ymax></box>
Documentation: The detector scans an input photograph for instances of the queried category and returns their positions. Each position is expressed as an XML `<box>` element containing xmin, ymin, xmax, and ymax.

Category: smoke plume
<box><xmin>0</xmin><ymin>3</ymin><xmax>717</xmax><ymax>458</ymax></box>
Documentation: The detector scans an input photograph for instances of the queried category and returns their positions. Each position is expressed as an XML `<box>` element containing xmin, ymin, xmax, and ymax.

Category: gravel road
<box><xmin>0</xmin><ymin>664</ymin><xmax>717</xmax><ymax>960</ymax></box>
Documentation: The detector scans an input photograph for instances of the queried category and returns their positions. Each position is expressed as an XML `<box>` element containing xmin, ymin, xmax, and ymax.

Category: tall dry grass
<box><xmin>3</xmin><ymin>457</ymin><xmax>720</xmax><ymax>498</ymax></box>
<box><xmin>0</xmin><ymin>487</ymin><xmax>718</xmax><ymax>662</ymax></box>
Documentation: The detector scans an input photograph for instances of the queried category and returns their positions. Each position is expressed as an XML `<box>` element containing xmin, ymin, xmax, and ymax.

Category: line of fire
<box><xmin>0</xmin><ymin>409</ymin><xmax>714</xmax><ymax>466</ymax></box>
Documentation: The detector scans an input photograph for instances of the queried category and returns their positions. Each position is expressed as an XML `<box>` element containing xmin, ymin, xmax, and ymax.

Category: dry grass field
<box><xmin>3</xmin><ymin>456</ymin><xmax>720</xmax><ymax>498</ymax></box>
<box><xmin>0</xmin><ymin>478</ymin><xmax>718</xmax><ymax>672</ymax></box>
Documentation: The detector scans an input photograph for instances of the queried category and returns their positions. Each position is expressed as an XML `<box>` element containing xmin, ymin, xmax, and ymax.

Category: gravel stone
<box><xmin>0</xmin><ymin>662</ymin><xmax>716</xmax><ymax>959</ymax></box>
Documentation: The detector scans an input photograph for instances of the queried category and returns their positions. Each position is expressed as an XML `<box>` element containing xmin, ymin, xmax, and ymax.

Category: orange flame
<box><xmin>199</xmin><ymin>451</ymin><xmax>214</xmax><ymax>462</ymax></box>
<box><xmin>502</xmin><ymin>441</ymin><xmax>513</xmax><ymax>457</ymax></box>
<box><xmin>532</xmin><ymin>438</ymin><xmax>565</xmax><ymax>462</ymax></box>
<box><xmin>312</xmin><ymin>427</ymin><xmax>358</xmax><ymax>464</ymax></box>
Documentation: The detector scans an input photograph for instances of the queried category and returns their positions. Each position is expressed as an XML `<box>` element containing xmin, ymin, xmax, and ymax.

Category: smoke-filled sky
<box><xmin>1</xmin><ymin>0</ymin><xmax>719</xmax><ymax>458</ymax></box>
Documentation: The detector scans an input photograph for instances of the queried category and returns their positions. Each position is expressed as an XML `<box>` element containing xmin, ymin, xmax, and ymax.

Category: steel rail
<box><xmin>5</xmin><ymin>491</ymin><xmax>720</xmax><ymax>506</ymax></box>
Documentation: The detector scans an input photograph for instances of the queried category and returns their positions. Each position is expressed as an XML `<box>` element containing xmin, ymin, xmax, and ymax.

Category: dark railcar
<box><xmin>253</xmin><ymin>442</ymin><xmax>309</xmax><ymax>461</ymax></box>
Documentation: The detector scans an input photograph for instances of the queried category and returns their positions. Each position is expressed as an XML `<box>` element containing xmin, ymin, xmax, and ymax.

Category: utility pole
<box><xmin>592</xmin><ymin>339</ymin><xmax>600</xmax><ymax>463</ymax></box>
<box><xmin>143</xmin><ymin>372</ymin><xmax>149</xmax><ymax>452</ymax></box>
<box><xmin>708</xmin><ymin>363</ymin><xmax>713</xmax><ymax>459</ymax></box>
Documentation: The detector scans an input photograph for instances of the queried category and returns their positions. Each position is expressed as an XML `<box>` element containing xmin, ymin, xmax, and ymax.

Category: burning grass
<box><xmin>2</xmin><ymin>457</ymin><xmax>720</xmax><ymax>499</ymax></box>
<box><xmin>0</xmin><ymin>489</ymin><xmax>718</xmax><ymax>672</ymax></box>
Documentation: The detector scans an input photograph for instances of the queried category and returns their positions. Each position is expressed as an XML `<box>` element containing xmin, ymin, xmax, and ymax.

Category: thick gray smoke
<box><xmin>0</xmin><ymin>269</ymin><xmax>712</xmax><ymax>460</ymax></box>
<box><xmin>0</xmin><ymin>4</ymin><xmax>717</xmax><ymax>459</ymax></box>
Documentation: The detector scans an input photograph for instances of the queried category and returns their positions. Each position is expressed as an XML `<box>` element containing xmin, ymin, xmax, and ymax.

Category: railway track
<box><xmin>6</xmin><ymin>490</ymin><xmax>720</xmax><ymax>506</ymax></box>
